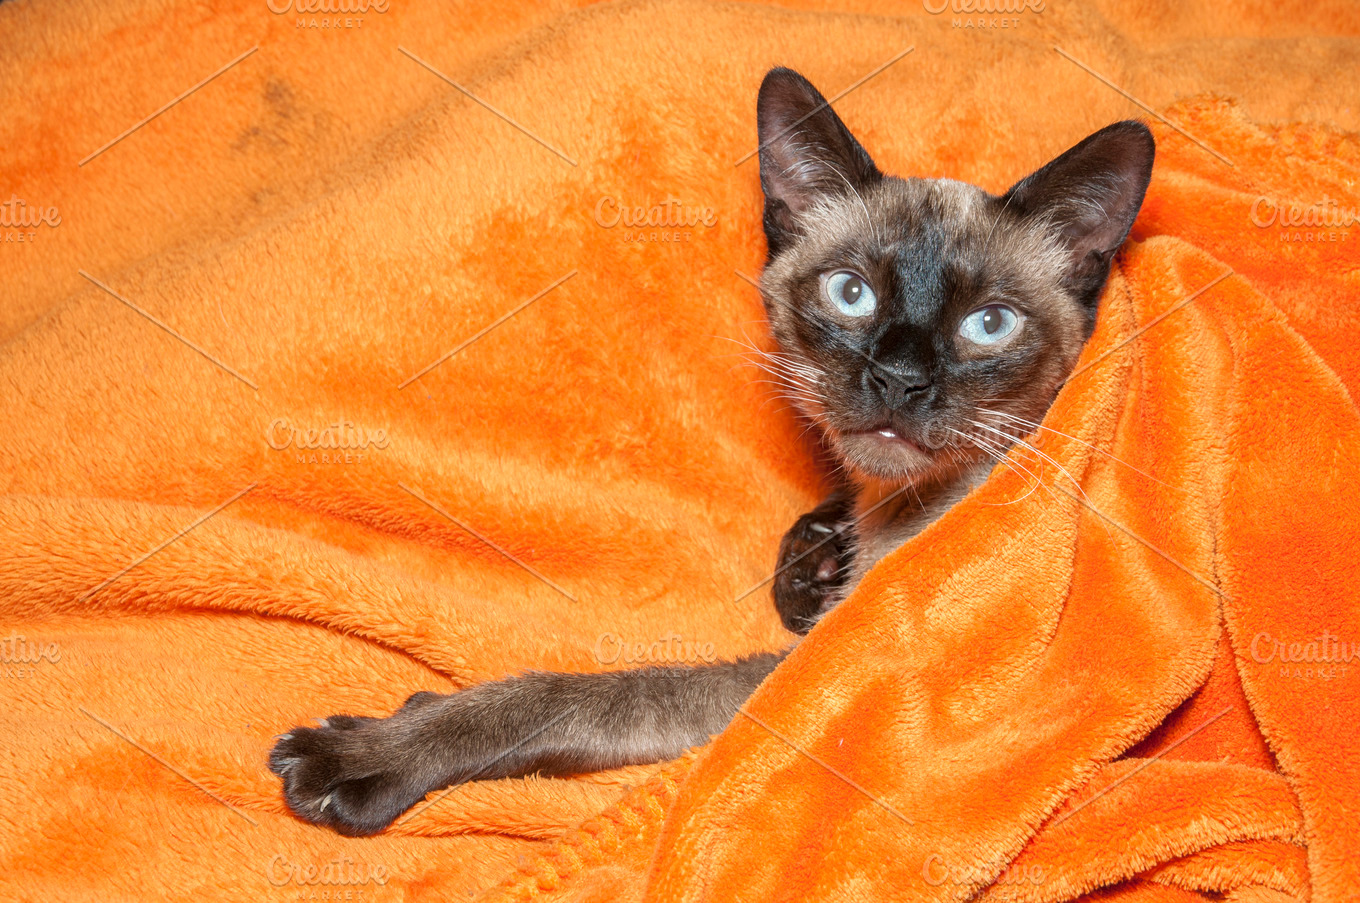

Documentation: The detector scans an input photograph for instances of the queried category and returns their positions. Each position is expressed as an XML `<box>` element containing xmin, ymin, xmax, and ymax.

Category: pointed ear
<box><xmin>757</xmin><ymin>67</ymin><xmax>882</xmax><ymax>256</ymax></box>
<box><xmin>1003</xmin><ymin>121</ymin><xmax>1155</xmax><ymax>309</ymax></box>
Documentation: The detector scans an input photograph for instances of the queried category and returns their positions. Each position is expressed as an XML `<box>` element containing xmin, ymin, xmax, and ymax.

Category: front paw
<box><xmin>269</xmin><ymin>713</ymin><xmax>428</xmax><ymax>836</ymax></box>
<box><xmin>772</xmin><ymin>510</ymin><xmax>853</xmax><ymax>634</ymax></box>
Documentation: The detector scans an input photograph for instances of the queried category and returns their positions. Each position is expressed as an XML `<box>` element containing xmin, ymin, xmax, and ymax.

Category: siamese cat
<box><xmin>270</xmin><ymin>67</ymin><xmax>1154</xmax><ymax>836</ymax></box>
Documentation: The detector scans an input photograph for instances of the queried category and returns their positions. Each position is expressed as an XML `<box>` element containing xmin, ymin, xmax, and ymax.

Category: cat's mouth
<box><xmin>857</xmin><ymin>425</ymin><xmax>921</xmax><ymax>451</ymax></box>
<box><xmin>833</xmin><ymin>423</ymin><xmax>938</xmax><ymax>481</ymax></box>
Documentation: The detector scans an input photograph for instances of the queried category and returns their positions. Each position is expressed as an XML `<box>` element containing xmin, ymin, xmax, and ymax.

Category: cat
<box><xmin>269</xmin><ymin>67</ymin><xmax>1154</xmax><ymax>836</ymax></box>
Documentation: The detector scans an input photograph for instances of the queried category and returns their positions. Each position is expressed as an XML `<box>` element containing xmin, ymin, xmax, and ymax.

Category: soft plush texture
<box><xmin>1</xmin><ymin>0</ymin><xmax>1357</xmax><ymax>900</ymax></box>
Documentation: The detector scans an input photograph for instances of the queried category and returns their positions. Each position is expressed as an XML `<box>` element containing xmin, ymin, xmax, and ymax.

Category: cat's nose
<box><xmin>866</xmin><ymin>364</ymin><xmax>930</xmax><ymax>409</ymax></box>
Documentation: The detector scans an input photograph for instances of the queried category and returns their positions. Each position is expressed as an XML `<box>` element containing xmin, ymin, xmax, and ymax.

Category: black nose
<box><xmin>867</xmin><ymin>364</ymin><xmax>930</xmax><ymax>409</ymax></box>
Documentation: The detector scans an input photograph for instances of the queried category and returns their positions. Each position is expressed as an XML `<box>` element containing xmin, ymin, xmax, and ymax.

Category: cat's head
<box><xmin>756</xmin><ymin>67</ymin><xmax>1154</xmax><ymax>486</ymax></box>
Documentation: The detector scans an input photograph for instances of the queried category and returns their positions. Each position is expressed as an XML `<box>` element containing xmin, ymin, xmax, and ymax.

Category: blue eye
<box><xmin>958</xmin><ymin>305</ymin><xmax>1019</xmax><ymax>345</ymax></box>
<box><xmin>822</xmin><ymin>271</ymin><xmax>877</xmax><ymax>317</ymax></box>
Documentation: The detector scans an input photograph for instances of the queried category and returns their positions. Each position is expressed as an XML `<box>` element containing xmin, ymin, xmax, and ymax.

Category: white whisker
<box><xmin>967</xmin><ymin>419</ymin><xmax>1118</xmax><ymax>544</ymax></box>
<box><xmin>978</xmin><ymin>408</ymin><xmax>1187</xmax><ymax>495</ymax></box>
<box><xmin>948</xmin><ymin>427</ymin><xmax>1045</xmax><ymax>506</ymax></box>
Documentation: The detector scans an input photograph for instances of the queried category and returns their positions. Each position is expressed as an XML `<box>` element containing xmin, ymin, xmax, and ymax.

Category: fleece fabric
<box><xmin>1</xmin><ymin>0</ymin><xmax>1356</xmax><ymax>900</ymax></box>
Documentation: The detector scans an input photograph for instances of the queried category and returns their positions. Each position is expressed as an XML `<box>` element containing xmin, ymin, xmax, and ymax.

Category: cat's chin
<box><xmin>831</xmin><ymin>428</ymin><xmax>943</xmax><ymax>484</ymax></box>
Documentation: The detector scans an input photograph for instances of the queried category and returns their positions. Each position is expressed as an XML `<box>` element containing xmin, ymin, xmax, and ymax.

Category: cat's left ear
<box><xmin>1003</xmin><ymin>121</ymin><xmax>1155</xmax><ymax>309</ymax></box>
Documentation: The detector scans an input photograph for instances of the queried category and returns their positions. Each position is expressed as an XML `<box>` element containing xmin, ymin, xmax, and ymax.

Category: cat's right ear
<box><xmin>757</xmin><ymin>67</ymin><xmax>882</xmax><ymax>256</ymax></box>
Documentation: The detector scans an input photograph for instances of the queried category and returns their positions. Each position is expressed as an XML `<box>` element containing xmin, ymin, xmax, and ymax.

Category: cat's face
<box><xmin>755</xmin><ymin>68</ymin><xmax>1154</xmax><ymax>486</ymax></box>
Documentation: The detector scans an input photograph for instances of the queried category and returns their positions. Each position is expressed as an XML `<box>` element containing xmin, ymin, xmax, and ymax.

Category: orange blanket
<box><xmin>2</xmin><ymin>1</ymin><xmax>1357</xmax><ymax>900</ymax></box>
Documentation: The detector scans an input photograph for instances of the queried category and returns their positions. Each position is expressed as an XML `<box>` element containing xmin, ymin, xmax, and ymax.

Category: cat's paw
<box><xmin>772</xmin><ymin>508</ymin><xmax>853</xmax><ymax>634</ymax></box>
<box><xmin>268</xmin><ymin>713</ymin><xmax>429</xmax><ymax>836</ymax></box>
